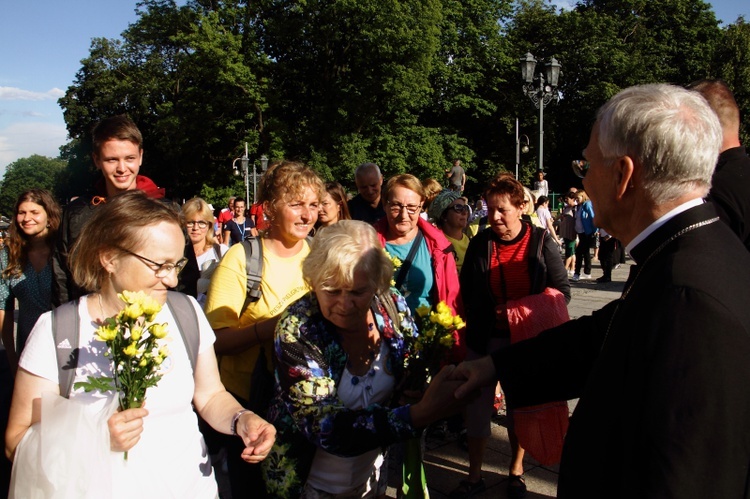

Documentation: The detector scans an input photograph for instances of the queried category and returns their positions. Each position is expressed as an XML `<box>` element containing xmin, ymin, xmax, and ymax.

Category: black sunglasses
<box><xmin>447</xmin><ymin>204</ymin><xmax>470</xmax><ymax>214</ymax></box>
<box><xmin>571</xmin><ymin>160</ymin><xmax>590</xmax><ymax>179</ymax></box>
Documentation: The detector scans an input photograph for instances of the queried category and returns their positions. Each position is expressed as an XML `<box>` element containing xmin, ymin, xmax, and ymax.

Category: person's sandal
<box><xmin>449</xmin><ymin>478</ymin><xmax>486</xmax><ymax>498</ymax></box>
<box><xmin>507</xmin><ymin>474</ymin><xmax>527</xmax><ymax>499</ymax></box>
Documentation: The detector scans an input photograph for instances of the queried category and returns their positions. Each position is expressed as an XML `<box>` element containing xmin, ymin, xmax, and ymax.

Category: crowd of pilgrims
<box><xmin>2</xmin><ymin>78</ymin><xmax>750</xmax><ymax>498</ymax></box>
<box><xmin>0</xmin><ymin>114</ymin><xmax>571</xmax><ymax>498</ymax></box>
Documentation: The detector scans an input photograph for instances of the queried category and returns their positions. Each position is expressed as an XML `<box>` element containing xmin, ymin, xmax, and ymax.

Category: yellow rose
<box><xmin>139</xmin><ymin>358</ymin><xmax>148</xmax><ymax>367</ymax></box>
<box><xmin>436</xmin><ymin>301</ymin><xmax>451</xmax><ymax>315</ymax></box>
<box><xmin>439</xmin><ymin>332</ymin><xmax>455</xmax><ymax>348</ymax></box>
<box><xmin>428</xmin><ymin>310</ymin><xmax>453</xmax><ymax>328</ymax></box>
<box><xmin>119</xmin><ymin>290</ymin><xmax>138</xmax><ymax>303</ymax></box>
<box><xmin>453</xmin><ymin>315</ymin><xmax>466</xmax><ymax>330</ymax></box>
<box><xmin>141</xmin><ymin>295</ymin><xmax>162</xmax><ymax>318</ymax></box>
<box><xmin>150</xmin><ymin>323</ymin><xmax>168</xmax><ymax>339</ymax></box>
<box><xmin>158</xmin><ymin>345</ymin><xmax>170</xmax><ymax>358</ymax></box>
<box><xmin>95</xmin><ymin>323</ymin><xmax>118</xmax><ymax>342</ymax></box>
<box><xmin>154</xmin><ymin>354</ymin><xmax>164</xmax><ymax>365</ymax></box>
<box><xmin>123</xmin><ymin>303</ymin><xmax>144</xmax><ymax>321</ymax></box>
<box><xmin>130</xmin><ymin>326</ymin><xmax>143</xmax><ymax>341</ymax></box>
<box><xmin>123</xmin><ymin>343</ymin><xmax>138</xmax><ymax>357</ymax></box>
<box><xmin>415</xmin><ymin>304</ymin><xmax>431</xmax><ymax>318</ymax></box>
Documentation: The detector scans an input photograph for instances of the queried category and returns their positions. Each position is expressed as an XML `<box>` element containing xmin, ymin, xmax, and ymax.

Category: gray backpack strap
<box><xmin>241</xmin><ymin>237</ymin><xmax>263</xmax><ymax>312</ymax></box>
<box><xmin>240</xmin><ymin>236</ymin><xmax>310</xmax><ymax>314</ymax></box>
<box><xmin>166</xmin><ymin>291</ymin><xmax>200</xmax><ymax>374</ymax></box>
<box><xmin>52</xmin><ymin>299</ymin><xmax>81</xmax><ymax>399</ymax></box>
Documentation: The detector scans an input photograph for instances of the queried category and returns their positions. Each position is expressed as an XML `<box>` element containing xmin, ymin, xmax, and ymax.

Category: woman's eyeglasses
<box><xmin>448</xmin><ymin>204</ymin><xmax>470</xmax><ymax>214</ymax></box>
<box><xmin>388</xmin><ymin>201</ymin><xmax>422</xmax><ymax>215</ymax></box>
<box><xmin>115</xmin><ymin>246</ymin><xmax>188</xmax><ymax>278</ymax></box>
<box><xmin>186</xmin><ymin>221</ymin><xmax>210</xmax><ymax>229</ymax></box>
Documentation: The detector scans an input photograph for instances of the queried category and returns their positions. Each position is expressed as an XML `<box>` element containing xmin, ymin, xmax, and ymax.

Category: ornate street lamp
<box><xmin>514</xmin><ymin>118</ymin><xmax>530</xmax><ymax>179</ymax></box>
<box><xmin>520</xmin><ymin>52</ymin><xmax>561</xmax><ymax>173</ymax></box>
<box><xmin>232</xmin><ymin>143</ymin><xmax>250</xmax><ymax>205</ymax></box>
<box><xmin>254</xmin><ymin>154</ymin><xmax>269</xmax><ymax>202</ymax></box>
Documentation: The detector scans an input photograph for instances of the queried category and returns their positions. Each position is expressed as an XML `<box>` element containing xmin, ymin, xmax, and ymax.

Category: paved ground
<box><xmin>385</xmin><ymin>256</ymin><xmax>632</xmax><ymax>498</ymax></box>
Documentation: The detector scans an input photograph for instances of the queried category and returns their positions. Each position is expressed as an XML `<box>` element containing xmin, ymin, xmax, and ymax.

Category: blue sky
<box><xmin>1</xmin><ymin>1</ymin><xmax>748</xmax><ymax>176</ymax></box>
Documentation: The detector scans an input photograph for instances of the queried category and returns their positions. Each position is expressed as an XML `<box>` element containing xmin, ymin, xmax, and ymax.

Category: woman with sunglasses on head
<box><xmin>428</xmin><ymin>190</ymin><xmax>472</xmax><ymax>274</ymax></box>
<box><xmin>181</xmin><ymin>198</ymin><xmax>228</xmax><ymax>307</ymax></box>
<box><xmin>0</xmin><ymin>189</ymin><xmax>61</xmax><ymax>373</ymax></box>
<box><xmin>5</xmin><ymin>191</ymin><xmax>275</xmax><ymax>498</ymax></box>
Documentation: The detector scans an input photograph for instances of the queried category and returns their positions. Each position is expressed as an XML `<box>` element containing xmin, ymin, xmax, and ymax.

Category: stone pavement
<box><xmin>385</xmin><ymin>256</ymin><xmax>632</xmax><ymax>498</ymax></box>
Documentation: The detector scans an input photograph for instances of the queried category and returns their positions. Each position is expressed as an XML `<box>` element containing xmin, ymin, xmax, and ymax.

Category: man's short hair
<box><xmin>92</xmin><ymin>115</ymin><xmax>143</xmax><ymax>155</ymax></box>
<box><xmin>687</xmin><ymin>79</ymin><xmax>740</xmax><ymax>133</ymax></box>
<box><xmin>355</xmin><ymin>162</ymin><xmax>382</xmax><ymax>180</ymax></box>
<box><xmin>596</xmin><ymin>83</ymin><xmax>721</xmax><ymax>204</ymax></box>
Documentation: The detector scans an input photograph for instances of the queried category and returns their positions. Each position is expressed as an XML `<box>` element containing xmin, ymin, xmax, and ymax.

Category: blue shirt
<box><xmin>386</xmin><ymin>236</ymin><xmax>434</xmax><ymax>314</ymax></box>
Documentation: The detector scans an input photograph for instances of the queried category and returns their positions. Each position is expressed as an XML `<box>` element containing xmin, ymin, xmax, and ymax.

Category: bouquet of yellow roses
<box><xmin>403</xmin><ymin>301</ymin><xmax>465</xmax><ymax>391</ymax></box>
<box><xmin>75</xmin><ymin>290</ymin><xmax>170</xmax><ymax>459</ymax></box>
<box><xmin>400</xmin><ymin>300</ymin><xmax>465</xmax><ymax>499</ymax></box>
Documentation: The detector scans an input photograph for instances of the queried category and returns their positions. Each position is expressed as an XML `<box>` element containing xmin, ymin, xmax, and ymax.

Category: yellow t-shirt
<box><xmin>445</xmin><ymin>232</ymin><xmax>470</xmax><ymax>274</ymax></box>
<box><xmin>204</xmin><ymin>238</ymin><xmax>311</xmax><ymax>399</ymax></box>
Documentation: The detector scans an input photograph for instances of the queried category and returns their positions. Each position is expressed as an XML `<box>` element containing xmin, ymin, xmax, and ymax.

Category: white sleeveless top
<box><xmin>306</xmin><ymin>341</ymin><xmax>395</xmax><ymax>494</ymax></box>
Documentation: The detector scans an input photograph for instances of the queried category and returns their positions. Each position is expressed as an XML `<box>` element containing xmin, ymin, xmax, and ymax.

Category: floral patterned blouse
<box><xmin>263</xmin><ymin>289</ymin><xmax>419</xmax><ymax>497</ymax></box>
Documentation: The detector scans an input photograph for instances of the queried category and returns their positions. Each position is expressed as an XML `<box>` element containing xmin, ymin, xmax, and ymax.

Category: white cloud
<box><xmin>0</xmin><ymin>87</ymin><xmax>65</xmax><ymax>101</ymax></box>
<box><xmin>0</xmin><ymin>121</ymin><xmax>68</xmax><ymax>175</ymax></box>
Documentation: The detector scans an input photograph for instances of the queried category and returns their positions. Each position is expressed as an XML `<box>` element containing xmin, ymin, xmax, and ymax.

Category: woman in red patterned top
<box><xmin>451</xmin><ymin>173</ymin><xmax>570</xmax><ymax>499</ymax></box>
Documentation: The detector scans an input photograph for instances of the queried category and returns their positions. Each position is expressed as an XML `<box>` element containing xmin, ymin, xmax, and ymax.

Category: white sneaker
<box><xmin>581</xmin><ymin>273</ymin><xmax>592</xmax><ymax>280</ymax></box>
<box><xmin>572</xmin><ymin>273</ymin><xmax>580</xmax><ymax>281</ymax></box>
<box><xmin>567</xmin><ymin>270</ymin><xmax>574</xmax><ymax>277</ymax></box>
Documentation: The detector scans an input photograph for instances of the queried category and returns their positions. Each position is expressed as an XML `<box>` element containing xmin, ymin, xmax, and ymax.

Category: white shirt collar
<box><xmin>625</xmin><ymin>198</ymin><xmax>704</xmax><ymax>257</ymax></box>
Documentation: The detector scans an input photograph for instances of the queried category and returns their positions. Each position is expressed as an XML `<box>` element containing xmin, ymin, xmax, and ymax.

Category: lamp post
<box><xmin>253</xmin><ymin>154</ymin><xmax>269</xmax><ymax>203</ymax></box>
<box><xmin>514</xmin><ymin>117</ymin><xmax>530</xmax><ymax>179</ymax></box>
<box><xmin>520</xmin><ymin>52</ymin><xmax>561</xmax><ymax>173</ymax></box>
<box><xmin>232</xmin><ymin>143</ymin><xmax>250</xmax><ymax>205</ymax></box>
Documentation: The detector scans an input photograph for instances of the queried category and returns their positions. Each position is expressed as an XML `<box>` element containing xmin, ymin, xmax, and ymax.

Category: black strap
<box><xmin>394</xmin><ymin>230</ymin><xmax>424</xmax><ymax>290</ymax></box>
<box><xmin>52</xmin><ymin>299</ymin><xmax>81</xmax><ymax>399</ymax></box>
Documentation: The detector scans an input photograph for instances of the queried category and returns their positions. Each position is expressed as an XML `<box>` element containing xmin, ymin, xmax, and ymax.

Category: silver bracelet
<box><xmin>231</xmin><ymin>409</ymin><xmax>253</xmax><ymax>436</ymax></box>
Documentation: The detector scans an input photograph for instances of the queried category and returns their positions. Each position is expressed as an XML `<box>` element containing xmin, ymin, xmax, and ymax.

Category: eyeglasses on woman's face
<box><xmin>447</xmin><ymin>204</ymin><xmax>470</xmax><ymax>214</ymax></box>
<box><xmin>186</xmin><ymin>220</ymin><xmax>210</xmax><ymax>229</ymax></box>
<box><xmin>387</xmin><ymin>201</ymin><xmax>422</xmax><ymax>216</ymax></box>
<box><xmin>115</xmin><ymin>246</ymin><xmax>188</xmax><ymax>278</ymax></box>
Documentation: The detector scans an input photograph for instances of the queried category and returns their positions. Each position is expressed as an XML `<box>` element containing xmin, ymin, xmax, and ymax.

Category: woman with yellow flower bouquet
<box><xmin>263</xmin><ymin>221</ymin><xmax>464</xmax><ymax>498</ymax></box>
<box><xmin>5</xmin><ymin>192</ymin><xmax>276</xmax><ymax>498</ymax></box>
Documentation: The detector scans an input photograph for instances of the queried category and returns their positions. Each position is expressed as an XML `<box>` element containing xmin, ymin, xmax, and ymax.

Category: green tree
<box><xmin>713</xmin><ymin>17</ymin><xmax>750</xmax><ymax>145</ymax></box>
<box><xmin>59</xmin><ymin>0</ymin><xmax>268</xmax><ymax>200</ymax></box>
<box><xmin>0</xmin><ymin>156</ymin><xmax>66</xmax><ymax>216</ymax></box>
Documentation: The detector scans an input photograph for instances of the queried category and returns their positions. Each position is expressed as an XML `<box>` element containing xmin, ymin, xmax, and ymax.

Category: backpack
<box><xmin>240</xmin><ymin>235</ymin><xmax>313</xmax><ymax>311</ymax></box>
<box><xmin>52</xmin><ymin>291</ymin><xmax>200</xmax><ymax>399</ymax></box>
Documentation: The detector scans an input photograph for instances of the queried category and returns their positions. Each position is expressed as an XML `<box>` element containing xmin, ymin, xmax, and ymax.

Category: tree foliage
<box><xmin>52</xmin><ymin>0</ymin><xmax>739</xmax><ymax>200</ymax></box>
<box><xmin>0</xmin><ymin>155</ymin><xmax>66</xmax><ymax>216</ymax></box>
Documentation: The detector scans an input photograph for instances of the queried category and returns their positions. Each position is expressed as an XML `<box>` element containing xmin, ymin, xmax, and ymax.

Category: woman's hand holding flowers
<box><xmin>107</xmin><ymin>406</ymin><xmax>148</xmax><ymax>452</ymax></box>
